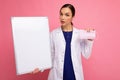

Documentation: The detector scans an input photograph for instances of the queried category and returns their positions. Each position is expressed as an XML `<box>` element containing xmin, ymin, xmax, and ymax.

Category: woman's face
<box><xmin>59</xmin><ymin>7</ymin><xmax>73</xmax><ymax>27</ymax></box>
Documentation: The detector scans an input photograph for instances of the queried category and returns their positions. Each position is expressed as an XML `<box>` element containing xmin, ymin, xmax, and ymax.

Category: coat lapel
<box><xmin>56</xmin><ymin>27</ymin><xmax>78</xmax><ymax>46</ymax></box>
<box><xmin>56</xmin><ymin>27</ymin><xmax>66</xmax><ymax>45</ymax></box>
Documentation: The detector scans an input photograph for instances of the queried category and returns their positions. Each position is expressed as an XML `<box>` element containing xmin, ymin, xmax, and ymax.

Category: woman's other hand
<box><xmin>85</xmin><ymin>28</ymin><xmax>95</xmax><ymax>32</ymax></box>
<box><xmin>85</xmin><ymin>28</ymin><xmax>95</xmax><ymax>41</ymax></box>
<box><xmin>30</xmin><ymin>68</ymin><xmax>40</xmax><ymax>74</ymax></box>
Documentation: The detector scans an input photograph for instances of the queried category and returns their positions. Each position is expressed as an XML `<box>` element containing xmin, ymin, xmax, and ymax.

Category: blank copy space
<box><xmin>11</xmin><ymin>17</ymin><xmax>52</xmax><ymax>75</ymax></box>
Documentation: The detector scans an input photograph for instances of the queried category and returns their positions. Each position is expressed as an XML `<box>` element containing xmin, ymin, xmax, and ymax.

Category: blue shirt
<box><xmin>63</xmin><ymin>31</ymin><xmax>76</xmax><ymax>80</ymax></box>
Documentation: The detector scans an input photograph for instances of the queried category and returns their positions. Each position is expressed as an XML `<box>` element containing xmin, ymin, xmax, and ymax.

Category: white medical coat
<box><xmin>48</xmin><ymin>27</ymin><xmax>94</xmax><ymax>80</ymax></box>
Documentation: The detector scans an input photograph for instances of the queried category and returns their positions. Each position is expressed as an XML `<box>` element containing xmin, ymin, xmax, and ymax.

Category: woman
<box><xmin>33</xmin><ymin>4</ymin><xmax>95</xmax><ymax>80</ymax></box>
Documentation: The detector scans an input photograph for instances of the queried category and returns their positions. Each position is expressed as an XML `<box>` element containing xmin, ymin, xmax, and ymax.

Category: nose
<box><xmin>60</xmin><ymin>15</ymin><xmax>65</xmax><ymax>20</ymax></box>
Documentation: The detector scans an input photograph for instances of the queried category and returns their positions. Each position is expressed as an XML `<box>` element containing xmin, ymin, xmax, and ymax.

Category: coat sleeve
<box><xmin>50</xmin><ymin>32</ymin><xmax>55</xmax><ymax>67</ymax></box>
<box><xmin>80</xmin><ymin>39</ymin><xmax>94</xmax><ymax>59</ymax></box>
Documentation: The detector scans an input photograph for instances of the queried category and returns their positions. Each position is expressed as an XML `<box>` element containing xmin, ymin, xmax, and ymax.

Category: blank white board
<box><xmin>11</xmin><ymin>17</ymin><xmax>52</xmax><ymax>75</ymax></box>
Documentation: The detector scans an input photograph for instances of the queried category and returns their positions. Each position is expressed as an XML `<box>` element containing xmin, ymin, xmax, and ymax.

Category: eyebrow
<box><xmin>60</xmin><ymin>12</ymin><xmax>71</xmax><ymax>14</ymax></box>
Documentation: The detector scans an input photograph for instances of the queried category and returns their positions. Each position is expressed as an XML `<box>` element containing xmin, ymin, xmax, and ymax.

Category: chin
<box><xmin>61</xmin><ymin>24</ymin><xmax>66</xmax><ymax>27</ymax></box>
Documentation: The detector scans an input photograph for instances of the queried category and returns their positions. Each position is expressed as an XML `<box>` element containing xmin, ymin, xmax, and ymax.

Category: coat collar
<box><xmin>56</xmin><ymin>26</ymin><xmax>78</xmax><ymax>33</ymax></box>
<box><xmin>56</xmin><ymin>26</ymin><xmax>79</xmax><ymax>45</ymax></box>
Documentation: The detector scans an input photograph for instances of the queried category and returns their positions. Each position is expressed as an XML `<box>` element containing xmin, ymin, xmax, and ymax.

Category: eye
<box><xmin>65</xmin><ymin>13</ymin><xmax>70</xmax><ymax>16</ymax></box>
<box><xmin>60</xmin><ymin>13</ymin><xmax>63</xmax><ymax>16</ymax></box>
<box><xmin>66</xmin><ymin>14</ymin><xmax>69</xmax><ymax>16</ymax></box>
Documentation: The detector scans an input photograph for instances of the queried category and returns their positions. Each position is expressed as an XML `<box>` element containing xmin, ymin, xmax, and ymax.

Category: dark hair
<box><xmin>60</xmin><ymin>4</ymin><xmax>75</xmax><ymax>17</ymax></box>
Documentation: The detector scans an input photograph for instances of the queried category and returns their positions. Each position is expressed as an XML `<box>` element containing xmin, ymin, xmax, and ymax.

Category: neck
<box><xmin>61</xmin><ymin>24</ymin><xmax>73</xmax><ymax>32</ymax></box>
